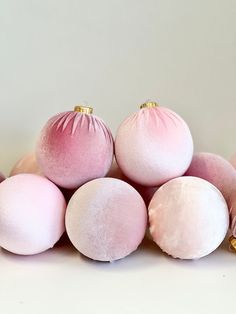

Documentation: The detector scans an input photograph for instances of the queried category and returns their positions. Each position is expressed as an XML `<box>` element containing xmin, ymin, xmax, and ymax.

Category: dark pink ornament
<box><xmin>36</xmin><ymin>106</ymin><xmax>114</xmax><ymax>189</ymax></box>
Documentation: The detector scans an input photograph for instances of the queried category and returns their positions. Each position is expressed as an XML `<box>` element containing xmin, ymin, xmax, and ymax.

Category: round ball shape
<box><xmin>10</xmin><ymin>152</ymin><xmax>43</xmax><ymax>176</ymax></box>
<box><xmin>66</xmin><ymin>178</ymin><xmax>147</xmax><ymax>262</ymax></box>
<box><xmin>228</xmin><ymin>191</ymin><xmax>236</xmax><ymax>237</ymax></box>
<box><xmin>149</xmin><ymin>176</ymin><xmax>229</xmax><ymax>259</ymax></box>
<box><xmin>36</xmin><ymin>111</ymin><xmax>114</xmax><ymax>189</ymax></box>
<box><xmin>0</xmin><ymin>174</ymin><xmax>66</xmax><ymax>255</ymax></box>
<box><xmin>0</xmin><ymin>172</ymin><xmax>5</xmax><ymax>183</ymax></box>
<box><xmin>185</xmin><ymin>152</ymin><xmax>236</xmax><ymax>202</ymax></box>
<box><xmin>115</xmin><ymin>106</ymin><xmax>193</xmax><ymax>186</ymax></box>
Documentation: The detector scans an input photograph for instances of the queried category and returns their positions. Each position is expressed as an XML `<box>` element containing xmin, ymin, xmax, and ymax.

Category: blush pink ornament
<box><xmin>10</xmin><ymin>152</ymin><xmax>43</xmax><ymax>176</ymax></box>
<box><xmin>66</xmin><ymin>177</ymin><xmax>147</xmax><ymax>262</ymax></box>
<box><xmin>0</xmin><ymin>174</ymin><xmax>66</xmax><ymax>255</ymax></box>
<box><xmin>185</xmin><ymin>152</ymin><xmax>236</xmax><ymax>202</ymax></box>
<box><xmin>115</xmin><ymin>101</ymin><xmax>193</xmax><ymax>186</ymax></box>
<box><xmin>107</xmin><ymin>159</ymin><xmax>158</xmax><ymax>206</ymax></box>
<box><xmin>149</xmin><ymin>176</ymin><xmax>229</xmax><ymax>259</ymax></box>
<box><xmin>36</xmin><ymin>105</ymin><xmax>114</xmax><ymax>189</ymax></box>
<box><xmin>0</xmin><ymin>172</ymin><xmax>5</xmax><ymax>183</ymax></box>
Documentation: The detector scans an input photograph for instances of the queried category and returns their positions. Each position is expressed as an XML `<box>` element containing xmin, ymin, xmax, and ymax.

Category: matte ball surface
<box><xmin>115</xmin><ymin>106</ymin><xmax>193</xmax><ymax>186</ymax></box>
<box><xmin>36</xmin><ymin>111</ymin><xmax>114</xmax><ymax>189</ymax></box>
<box><xmin>149</xmin><ymin>176</ymin><xmax>229</xmax><ymax>259</ymax></box>
<box><xmin>10</xmin><ymin>152</ymin><xmax>43</xmax><ymax>176</ymax></box>
<box><xmin>66</xmin><ymin>178</ymin><xmax>147</xmax><ymax>261</ymax></box>
<box><xmin>0</xmin><ymin>174</ymin><xmax>66</xmax><ymax>255</ymax></box>
<box><xmin>185</xmin><ymin>152</ymin><xmax>236</xmax><ymax>202</ymax></box>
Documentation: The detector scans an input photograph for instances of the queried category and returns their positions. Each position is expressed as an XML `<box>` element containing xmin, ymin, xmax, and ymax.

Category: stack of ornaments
<box><xmin>0</xmin><ymin>102</ymin><xmax>236</xmax><ymax>262</ymax></box>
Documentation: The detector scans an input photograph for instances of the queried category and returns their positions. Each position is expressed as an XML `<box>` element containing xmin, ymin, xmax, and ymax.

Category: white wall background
<box><xmin>0</xmin><ymin>0</ymin><xmax>236</xmax><ymax>175</ymax></box>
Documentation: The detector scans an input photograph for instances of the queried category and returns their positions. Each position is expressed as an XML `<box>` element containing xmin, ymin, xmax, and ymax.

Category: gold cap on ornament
<box><xmin>229</xmin><ymin>236</ymin><xmax>236</xmax><ymax>251</ymax></box>
<box><xmin>140</xmin><ymin>101</ymin><xmax>159</xmax><ymax>109</ymax></box>
<box><xmin>74</xmin><ymin>105</ymin><xmax>93</xmax><ymax>114</ymax></box>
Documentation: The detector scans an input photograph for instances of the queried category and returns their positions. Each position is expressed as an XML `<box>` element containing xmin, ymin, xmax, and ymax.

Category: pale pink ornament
<box><xmin>106</xmin><ymin>158</ymin><xmax>158</xmax><ymax>206</ymax></box>
<box><xmin>228</xmin><ymin>190</ymin><xmax>236</xmax><ymax>238</ymax></box>
<box><xmin>36</xmin><ymin>106</ymin><xmax>114</xmax><ymax>189</ymax></box>
<box><xmin>185</xmin><ymin>152</ymin><xmax>236</xmax><ymax>202</ymax></box>
<box><xmin>66</xmin><ymin>177</ymin><xmax>147</xmax><ymax>262</ymax></box>
<box><xmin>0</xmin><ymin>172</ymin><xmax>5</xmax><ymax>183</ymax></box>
<box><xmin>0</xmin><ymin>174</ymin><xmax>66</xmax><ymax>255</ymax></box>
<box><xmin>115</xmin><ymin>101</ymin><xmax>193</xmax><ymax>186</ymax></box>
<box><xmin>149</xmin><ymin>176</ymin><xmax>229</xmax><ymax>259</ymax></box>
<box><xmin>10</xmin><ymin>152</ymin><xmax>43</xmax><ymax>176</ymax></box>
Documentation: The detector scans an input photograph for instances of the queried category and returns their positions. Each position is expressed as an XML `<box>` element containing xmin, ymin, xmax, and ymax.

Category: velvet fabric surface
<box><xmin>66</xmin><ymin>177</ymin><xmax>147</xmax><ymax>262</ymax></box>
<box><xmin>148</xmin><ymin>176</ymin><xmax>229</xmax><ymax>259</ymax></box>
<box><xmin>36</xmin><ymin>111</ymin><xmax>114</xmax><ymax>189</ymax></box>
<box><xmin>10</xmin><ymin>152</ymin><xmax>43</xmax><ymax>176</ymax></box>
<box><xmin>0</xmin><ymin>174</ymin><xmax>66</xmax><ymax>255</ymax></box>
<box><xmin>185</xmin><ymin>152</ymin><xmax>236</xmax><ymax>203</ymax></box>
<box><xmin>115</xmin><ymin>106</ymin><xmax>193</xmax><ymax>186</ymax></box>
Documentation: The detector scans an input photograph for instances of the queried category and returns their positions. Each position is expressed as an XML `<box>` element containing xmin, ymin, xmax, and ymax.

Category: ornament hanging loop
<box><xmin>74</xmin><ymin>105</ymin><xmax>93</xmax><ymax>114</ymax></box>
<box><xmin>140</xmin><ymin>101</ymin><xmax>159</xmax><ymax>109</ymax></box>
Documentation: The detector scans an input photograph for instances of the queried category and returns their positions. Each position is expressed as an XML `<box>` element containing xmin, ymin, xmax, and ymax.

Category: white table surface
<box><xmin>0</xmin><ymin>233</ymin><xmax>234</xmax><ymax>314</ymax></box>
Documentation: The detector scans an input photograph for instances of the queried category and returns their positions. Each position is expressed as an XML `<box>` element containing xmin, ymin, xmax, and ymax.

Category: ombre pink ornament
<box><xmin>66</xmin><ymin>178</ymin><xmax>147</xmax><ymax>262</ymax></box>
<box><xmin>10</xmin><ymin>152</ymin><xmax>43</xmax><ymax>176</ymax></box>
<box><xmin>0</xmin><ymin>172</ymin><xmax>5</xmax><ymax>183</ymax></box>
<box><xmin>149</xmin><ymin>177</ymin><xmax>229</xmax><ymax>259</ymax></box>
<box><xmin>0</xmin><ymin>174</ymin><xmax>66</xmax><ymax>255</ymax></box>
<box><xmin>185</xmin><ymin>152</ymin><xmax>236</xmax><ymax>202</ymax></box>
<box><xmin>115</xmin><ymin>101</ymin><xmax>193</xmax><ymax>186</ymax></box>
<box><xmin>107</xmin><ymin>159</ymin><xmax>158</xmax><ymax>205</ymax></box>
<box><xmin>36</xmin><ymin>105</ymin><xmax>114</xmax><ymax>189</ymax></box>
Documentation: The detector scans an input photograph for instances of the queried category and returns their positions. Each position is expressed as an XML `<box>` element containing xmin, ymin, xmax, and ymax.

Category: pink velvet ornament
<box><xmin>0</xmin><ymin>172</ymin><xmax>5</xmax><ymax>183</ymax></box>
<box><xmin>228</xmin><ymin>191</ymin><xmax>236</xmax><ymax>237</ymax></box>
<box><xmin>66</xmin><ymin>177</ymin><xmax>147</xmax><ymax>262</ymax></box>
<box><xmin>0</xmin><ymin>174</ymin><xmax>66</xmax><ymax>255</ymax></box>
<box><xmin>107</xmin><ymin>159</ymin><xmax>158</xmax><ymax>205</ymax></box>
<box><xmin>149</xmin><ymin>176</ymin><xmax>229</xmax><ymax>259</ymax></box>
<box><xmin>185</xmin><ymin>152</ymin><xmax>236</xmax><ymax>202</ymax></box>
<box><xmin>115</xmin><ymin>101</ymin><xmax>193</xmax><ymax>186</ymax></box>
<box><xmin>10</xmin><ymin>152</ymin><xmax>43</xmax><ymax>176</ymax></box>
<box><xmin>36</xmin><ymin>106</ymin><xmax>114</xmax><ymax>189</ymax></box>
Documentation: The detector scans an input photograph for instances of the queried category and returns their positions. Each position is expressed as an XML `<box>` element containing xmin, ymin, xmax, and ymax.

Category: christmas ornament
<box><xmin>185</xmin><ymin>152</ymin><xmax>236</xmax><ymax>202</ymax></box>
<box><xmin>0</xmin><ymin>174</ymin><xmax>66</xmax><ymax>255</ymax></box>
<box><xmin>149</xmin><ymin>176</ymin><xmax>229</xmax><ymax>259</ymax></box>
<box><xmin>10</xmin><ymin>152</ymin><xmax>43</xmax><ymax>176</ymax></box>
<box><xmin>115</xmin><ymin>101</ymin><xmax>193</xmax><ymax>186</ymax></box>
<box><xmin>228</xmin><ymin>191</ymin><xmax>236</xmax><ymax>251</ymax></box>
<box><xmin>66</xmin><ymin>177</ymin><xmax>147</xmax><ymax>262</ymax></box>
<box><xmin>36</xmin><ymin>105</ymin><xmax>114</xmax><ymax>189</ymax></box>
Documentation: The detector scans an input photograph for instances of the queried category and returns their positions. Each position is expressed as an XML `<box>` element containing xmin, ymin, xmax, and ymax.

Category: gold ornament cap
<box><xmin>74</xmin><ymin>105</ymin><xmax>93</xmax><ymax>114</ymax></box>
<box><xmin>140</xmin><ymin>101</ymin><xmax>159</xmax><ymax>109</ymax></box>
<box><xmin>229</xmin><ymin>236</ymin><xmax>236</xmax><ymax>251</ymax></box>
